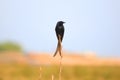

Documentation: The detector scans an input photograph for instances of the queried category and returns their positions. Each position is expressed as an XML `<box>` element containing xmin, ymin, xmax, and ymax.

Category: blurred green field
<box><xmin>0</xmin><ymin>63</ymin><xmax>120</xmax><ymax>80</ymax></box>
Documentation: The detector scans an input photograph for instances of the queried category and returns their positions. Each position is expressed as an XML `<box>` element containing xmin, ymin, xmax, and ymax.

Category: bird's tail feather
<box><xmin>53</xmin><ymin>35</ymin><xmax>62</xmax><ymax>57</ymax></box>
<box><xmin>53</xmin><ymin>41</ymin><xmax>59</xmax><ymax>57</ymax></box>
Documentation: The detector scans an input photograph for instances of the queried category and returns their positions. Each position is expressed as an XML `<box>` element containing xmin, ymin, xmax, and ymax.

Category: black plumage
<box><xmin>53</xmin><ymin>21</ymin><xmax>65</xmax><ymax>57</ymax></box>
<box><xmin>55</xmin><ymin>21</ymin><xmax>65</xmax><ymax>42</ymax></box>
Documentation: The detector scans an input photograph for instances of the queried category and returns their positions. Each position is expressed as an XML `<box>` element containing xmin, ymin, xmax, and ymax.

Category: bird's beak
<box><xmin>63</xmin><ymin>22</ymin><xmax>65</xmax><ymax>24</ymax></box>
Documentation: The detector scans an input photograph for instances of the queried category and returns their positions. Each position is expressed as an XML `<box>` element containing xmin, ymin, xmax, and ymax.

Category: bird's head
<box><xmin>57</xmin><ymin>21</ymin><xmax>65</xmax><ymax>25</ymax></box>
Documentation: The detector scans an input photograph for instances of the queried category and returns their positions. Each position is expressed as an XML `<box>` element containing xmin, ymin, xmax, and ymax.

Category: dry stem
<box><xmin>39</xmin><ymin>66</ymin><xmax>42</xmax><ymax>80</ymax></box>
<box><xmin>59</xmin><ymin>56</ymin><xmax>62</xmax><ymax>80</ymax></box>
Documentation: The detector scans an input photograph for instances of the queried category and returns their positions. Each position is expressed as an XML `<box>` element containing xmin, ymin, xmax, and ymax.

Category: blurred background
<box><xmin>0</xmin><ymin>0</ymin><xmax>120</xmax><ymax>80</ymax></box>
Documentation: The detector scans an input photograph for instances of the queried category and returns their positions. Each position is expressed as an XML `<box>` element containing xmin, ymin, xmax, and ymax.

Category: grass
<box><xmin>0</xmin><ymin>63</ymin><xmax>120</xmax><ymax>80</ymax></box>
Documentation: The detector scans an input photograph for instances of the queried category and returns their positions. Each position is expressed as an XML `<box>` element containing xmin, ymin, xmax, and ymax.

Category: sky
<box><xmin>0</xmin><ymin>0</ymin><xmax>120</xmax><ymax>57</ymax></box>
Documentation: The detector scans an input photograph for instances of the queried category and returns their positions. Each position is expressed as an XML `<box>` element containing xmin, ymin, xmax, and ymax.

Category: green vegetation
<box><xmin>0</xmin><ymin>64</ymin><xmax>120</xmax><ymax>80</ymax></box>
<box><xmin>0</xmin><ymin>42</ymin><xmax>22</xmax><ymax>52</ymax></box>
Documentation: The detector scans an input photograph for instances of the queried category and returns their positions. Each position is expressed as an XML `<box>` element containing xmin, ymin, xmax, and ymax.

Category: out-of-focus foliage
<box><xmin>0</xmin><ymin>64</ymin><xmax>120</xmax><ymax>80</ymax></box>
<box><xmin>0</xmin><ymin>42</ymin><xmax>22</xmax><ymax>52</ymax></box>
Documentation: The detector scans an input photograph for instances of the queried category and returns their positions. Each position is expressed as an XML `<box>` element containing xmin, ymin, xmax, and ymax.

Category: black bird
<box><xmin>53</xmin><ymin>21</ymin><xmax>65</xmax><ymax>57</ymax></box>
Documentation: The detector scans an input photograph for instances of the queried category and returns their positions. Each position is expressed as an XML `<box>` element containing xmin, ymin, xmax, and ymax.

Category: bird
<box><xmin>53</xmin><ymin>21</ymin><xmax>65</xmax><ymax>57</ymax></box>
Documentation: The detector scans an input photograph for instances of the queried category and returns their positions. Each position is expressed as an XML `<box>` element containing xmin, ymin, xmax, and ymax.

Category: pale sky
<box><xmin>0</xmin><ymin>0</ymin><xmax>120</xmax><ymax>57</ymax></box>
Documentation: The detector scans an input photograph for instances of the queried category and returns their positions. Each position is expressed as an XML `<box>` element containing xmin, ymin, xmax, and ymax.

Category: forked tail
<box><xmin>53</xmin><ymin>35</ymin><xmax>62</xmax><ymax>57</ymax></box>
